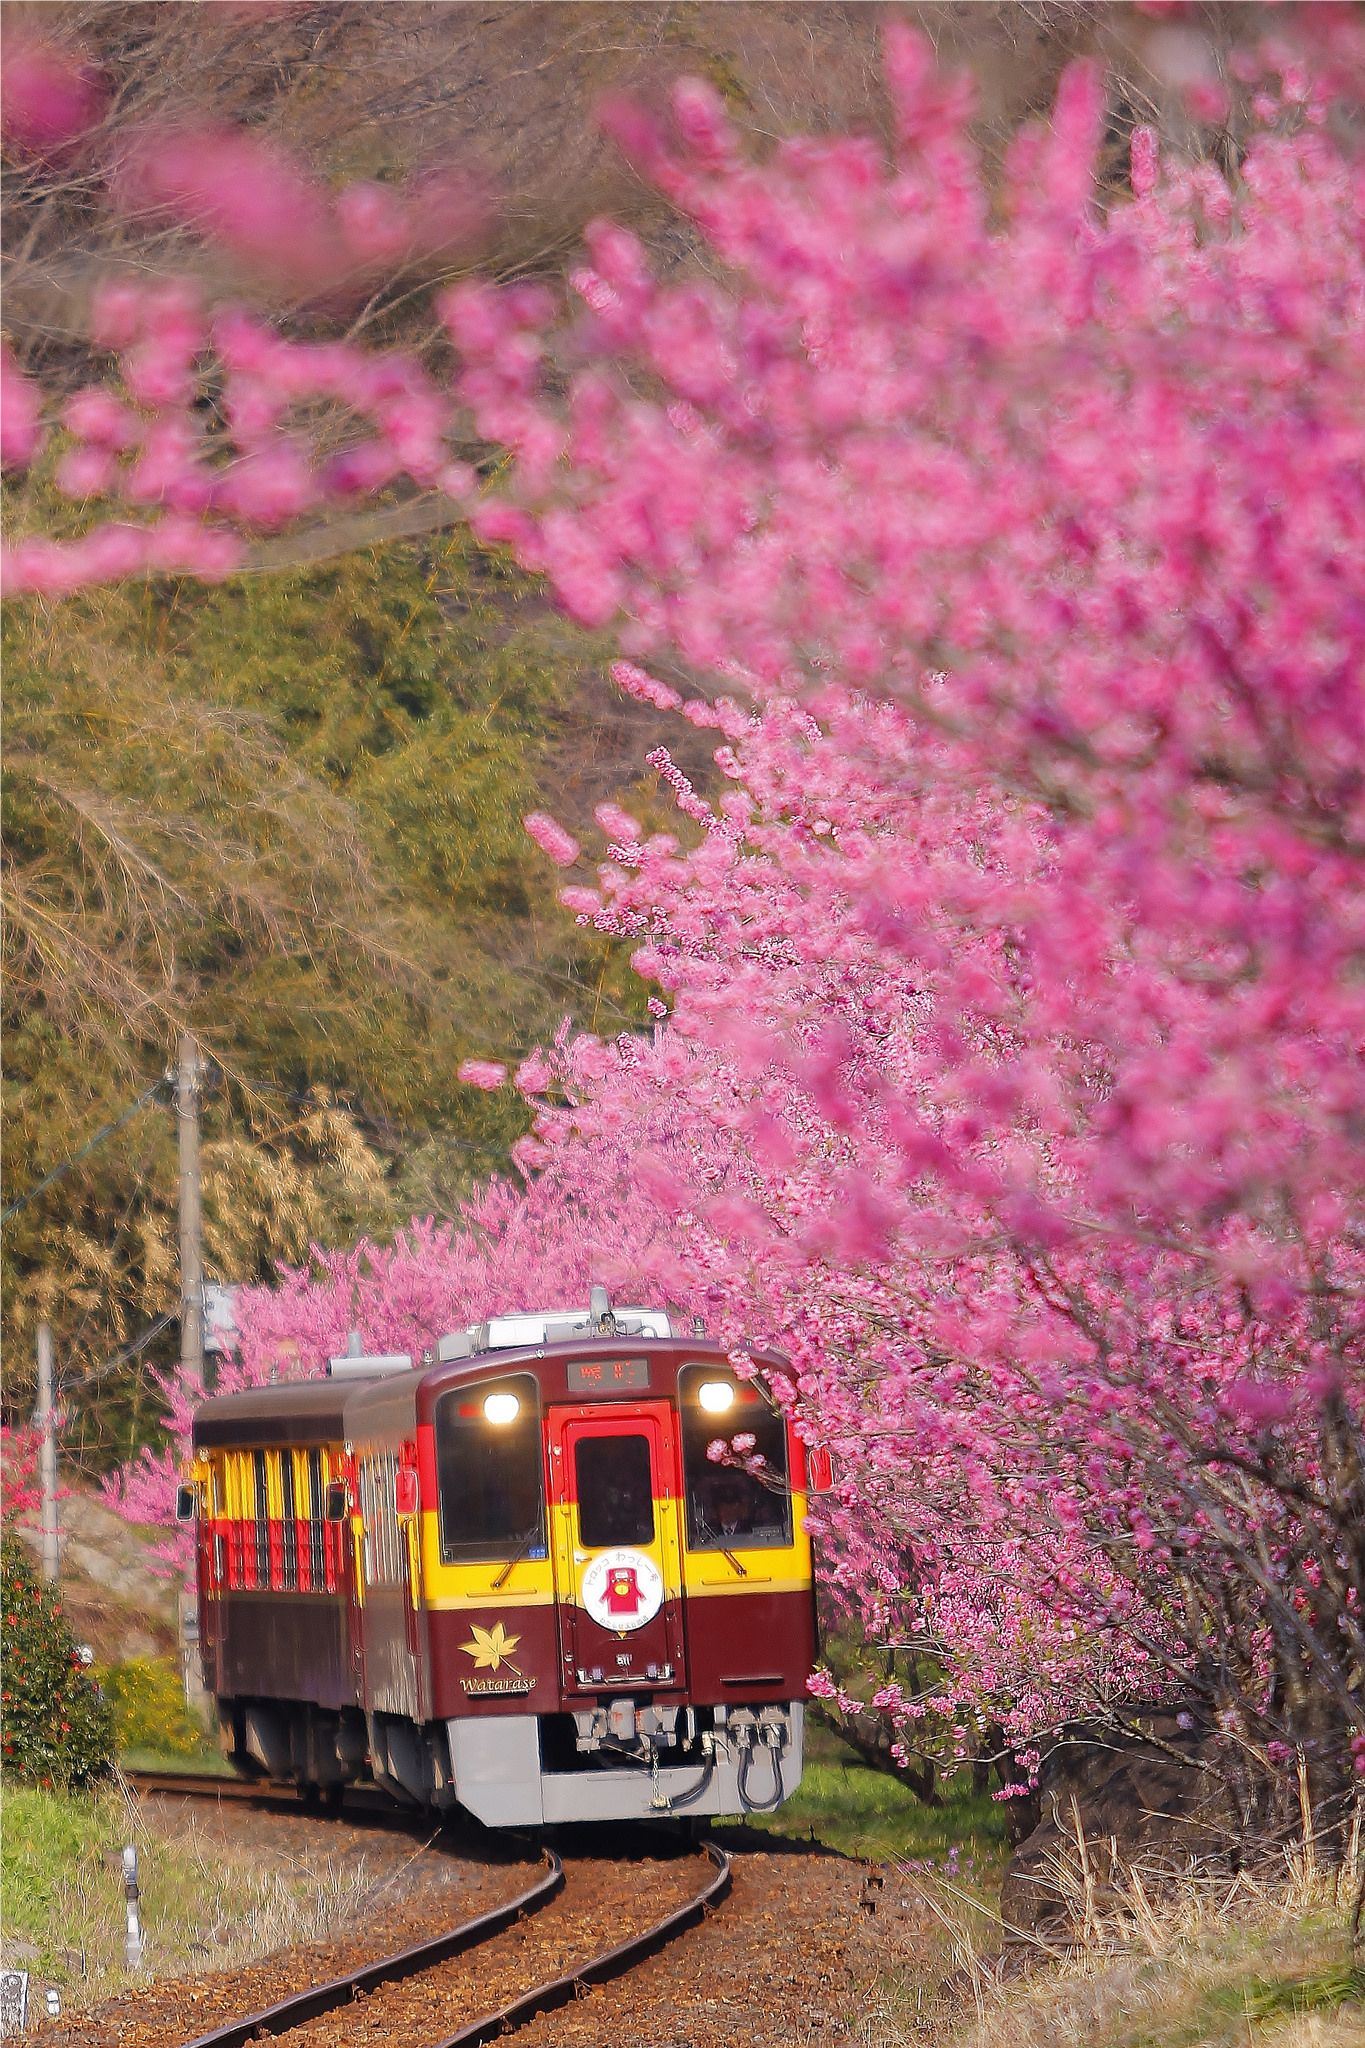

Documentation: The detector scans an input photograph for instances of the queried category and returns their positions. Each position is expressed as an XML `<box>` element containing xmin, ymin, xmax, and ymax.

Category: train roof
<box><xmin>192</xmin><ymin>1377</ymin><xmax>352</xmax><ymax>1448</ymax></box>
<box><xmin>191</xmin><ymin>1334</ymin><xmax>786</xmax><ymax>1449</ymax></box>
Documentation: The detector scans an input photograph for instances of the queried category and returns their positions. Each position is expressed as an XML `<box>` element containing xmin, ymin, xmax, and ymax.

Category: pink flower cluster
<box><xmin>65</xmin><ymin>26</ymin><xmax>1365</xmax><ymax>1773</ymax></box>
<box><xmin>0</xmin><ymin>1427</ymin><xmax>42</xmax><ymax>1529</ymax></box>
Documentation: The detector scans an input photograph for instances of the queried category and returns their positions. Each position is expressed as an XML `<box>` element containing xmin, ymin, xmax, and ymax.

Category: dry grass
<box><xmin>864</xmin><ymin>1803</ymin><xmax>1365</xmax><ymax>2048</ymax></box>
<box><xmin>1</xmin><ymin>1778</ymin><xmax>381</xmax><ymax>2009</ymax></box>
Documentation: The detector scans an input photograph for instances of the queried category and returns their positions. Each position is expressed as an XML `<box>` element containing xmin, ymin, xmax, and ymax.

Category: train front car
<box><xmin>356</xmin><ymin>1311</ymin><xmax>817</xmax><ymax>1824</ymax></box>
<box><xmin>183</xmin><ymin>1303</ymin><xmax>818</xmax><ymax>1824</ymax></box>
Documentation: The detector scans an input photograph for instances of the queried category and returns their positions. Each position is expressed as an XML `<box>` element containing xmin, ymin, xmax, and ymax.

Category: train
<box><xmin>178</xmin><ymin>1293</ymin><xmax>820</xmax><ymax>1826</ymax></box>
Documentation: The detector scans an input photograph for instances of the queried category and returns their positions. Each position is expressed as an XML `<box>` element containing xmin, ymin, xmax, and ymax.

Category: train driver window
<box><xmin>680</xmin><ymin>1367</ymin><xmax>792</xmax><ymax>1551</ymax></box>
<box><xmin>575</xmin><ymin>1434</ymin><xmax>654</xmax><ymax>1549</ymax></box>
<box><xmin>434</xmin><ymin>1376</ymin><xmax>546</xmax><ymax>1564</ymax></box>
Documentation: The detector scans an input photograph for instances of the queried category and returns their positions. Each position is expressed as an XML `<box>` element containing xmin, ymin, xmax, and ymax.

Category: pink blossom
<box><xmin>523</xmin><ymin>812</ymin><xmax>581</xmax><ymax>867</ymax></box>
<box><xmin>0</xmin><ymin>348</ymin><xmax>44</xmax><ymax>469</ymax></box>
<box><xmin>0</xmin><ymin>37</ymin><xmax>105</xmax><ymax>158</ymax></box>
<box><xmin>515</xmin><ymin>1051</ymin><xmax>554</xmax><ymax>1097</ymax></box>
<box><xmin>457</xmin><ymin>1059</ymin><xmax>507</xmax><ymax>1092</ymax></box>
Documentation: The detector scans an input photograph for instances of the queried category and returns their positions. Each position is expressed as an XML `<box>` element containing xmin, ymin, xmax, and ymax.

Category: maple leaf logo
<box><xmin>460</xmin><ymin>1621</ymin><xmax>522</xmax><ymax>1672</ymax></box>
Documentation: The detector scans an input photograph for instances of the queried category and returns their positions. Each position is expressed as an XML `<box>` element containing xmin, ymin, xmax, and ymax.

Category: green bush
<box><xmin>0</xmin><ymin>1533</ymin><xmax>114</xmax><ymax>1789</ymax></box>
<box><xmin>104</xmin><ymin>1655</ymin><xmax>210</xmax><ymax>1758</ymax></box>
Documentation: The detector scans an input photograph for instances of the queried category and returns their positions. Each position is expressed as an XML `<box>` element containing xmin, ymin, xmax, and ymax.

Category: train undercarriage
<box><xmin>218</xmin><ymin>1694</ymin><xmax>804</xmax><ymax>1825</ymax></box>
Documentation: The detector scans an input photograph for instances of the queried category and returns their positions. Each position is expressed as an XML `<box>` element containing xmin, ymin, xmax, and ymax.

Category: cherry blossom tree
<box><xmin>0</xmin><ymin>1427</ymin><xmax>42</xmax><ymax>1529</ymax></box>
<box><xmin>9</xmin><ymin>17</ymin><xmax>1363</xmax><ymax>1822</ymax></box>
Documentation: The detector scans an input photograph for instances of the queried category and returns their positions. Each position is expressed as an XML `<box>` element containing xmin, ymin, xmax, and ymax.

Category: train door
<box><xmin>332</xmin><ymin>1452</ymin><xmax>366</xmax><ymax>1700</ymax></box>
<box><xmin>548</xmin><ymin>1405</ymin><xmax>687</xmax><ymax>1694</ymax></box>
<box><xmin>199</xmin><ymin>1458</ymin><xmax>227</xmax><ymax>1689</ymax></box>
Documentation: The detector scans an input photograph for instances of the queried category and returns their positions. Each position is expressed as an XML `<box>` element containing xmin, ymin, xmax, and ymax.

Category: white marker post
<box><xmin>122</xmin><ymin>1845</ymin><xmax>145</xmax><ymax>1970</ymax></box>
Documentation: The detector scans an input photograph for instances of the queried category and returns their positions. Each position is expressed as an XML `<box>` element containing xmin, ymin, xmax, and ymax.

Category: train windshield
<box><xmin>680</xmin><ymin>1365</ymin><xmax>792</xmax><ymax>1551</ymax></box>
<box><xmin>575</xmin><ymin>1433</ymin><xmax>654</xmax><ymax>1548</ymax></box>
<box><xmin>434</xmin><ymin>1374</ymin><xmax>546</xmax><ymax>1563</ymax></box>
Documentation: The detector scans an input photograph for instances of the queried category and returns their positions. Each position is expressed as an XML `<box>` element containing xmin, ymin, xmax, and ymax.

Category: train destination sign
<box><xmin>566</xmin><ymin>1357</ymin><xmax>650</xmax><ymax>1393</ymax></box>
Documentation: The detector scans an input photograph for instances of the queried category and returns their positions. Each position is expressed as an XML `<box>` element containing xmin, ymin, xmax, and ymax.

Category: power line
<box><xmin>69</xmin><ymin>1312</ymin><xmax>178</xmax><ymax>1390</ymax></box>
<box><xmin>2</xmin><ymin>1079</ymin><xmax>170</xmax><ymax>1224</ymax></box>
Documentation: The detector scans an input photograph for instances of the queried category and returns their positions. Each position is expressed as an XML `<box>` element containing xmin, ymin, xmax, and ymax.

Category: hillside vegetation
<box><xmin>1</xmin><ymin>534</ymin><xmax>657</xmax><ymax>1465</ymax></box>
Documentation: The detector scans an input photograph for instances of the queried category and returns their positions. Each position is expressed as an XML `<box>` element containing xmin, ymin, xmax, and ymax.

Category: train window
<box><xmin>280</xmin><ymin>1451</ymin><xmax>298</xmax><ymax>1591</ymax></box>
<box><xmin>252</xmin><ymin>1449</ymin><xmax>271</xmax><ymax>1587</ymax></box>
<box><xmin>575</xmin><ymin>1434</ymin><xmax>654</xmax><ymax>1549</ymax></box>
<box><xmin>680</xmin><ymin>1367</ymin><xmax>792</xmax><ymax>1551</ymax></box>
<box><xmin>359</xmin><ymin>1457</ymin><xmax>376</xmax><ymax>1580</ymax></box>
<box><xmin>434</xmin><ymin>1375</ymin><xmax>544</xmax><ymax>1564</ymax></box>
<box><xmin>360</xmin><ymin>1450</ymin><xmax>404</xmax><ymax>1585</ymax></box>
<box><xmin>306</xmin><ymin>1448</ymin><xmax>327</xmax><ymax>1589</ymax></box>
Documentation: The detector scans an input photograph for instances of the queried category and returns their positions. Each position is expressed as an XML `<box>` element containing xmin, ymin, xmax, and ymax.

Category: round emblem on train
<box><xmin>579</xmin><ymin>1547</ymin><xmax>664</xmax><ymax>1633</ymax></box>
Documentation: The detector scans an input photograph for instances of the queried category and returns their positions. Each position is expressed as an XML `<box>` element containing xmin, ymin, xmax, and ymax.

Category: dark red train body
<box><xmin>183</xmin><ymin>1308</ymin><xmax>817</xmax><ymax>1823</ymax></box>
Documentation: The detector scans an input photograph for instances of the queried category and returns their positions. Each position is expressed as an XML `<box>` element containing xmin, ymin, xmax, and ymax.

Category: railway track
<box><xmin>111</xmin><ymin>1769</ymin><xmax>732</xmax><ymax>2048</ymax></box>
<box><xmin>178</xmin><ymin>1841</ymin><xmax>728</xmax><ymax>2048</ymax></box>
<box><xmin>179</xmin><ymin>1850</ymin><xmax>566</xmax><ymax>2048</ymax></box>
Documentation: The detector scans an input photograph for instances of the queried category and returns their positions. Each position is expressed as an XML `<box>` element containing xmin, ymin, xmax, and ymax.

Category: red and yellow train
<box><xmin>181</xmin><ymin>1298</ymin><xmax>818</xmax><ymax>1824</ymax></box>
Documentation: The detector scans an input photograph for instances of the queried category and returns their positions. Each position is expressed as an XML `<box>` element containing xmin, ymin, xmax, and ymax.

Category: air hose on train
<box><xmin>664</xmin><ymin>1755</ymin><xmax>717</xmax><ymax>1810</ymax></box>
<box><xmin>737</xmin><ymin>1744</ymin><xmax>786</xmax><ymax>1814</ymax></box>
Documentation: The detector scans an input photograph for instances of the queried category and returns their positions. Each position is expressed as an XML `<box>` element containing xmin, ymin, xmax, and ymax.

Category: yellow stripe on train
<box><xmin>418</xmin><ymin>1492</ymin><xmax>812</xmax><ymax>1610</ymax></box>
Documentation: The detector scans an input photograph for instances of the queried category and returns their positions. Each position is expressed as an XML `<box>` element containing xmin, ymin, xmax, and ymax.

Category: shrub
<box><xmin>0</xmin><ymin>1532</ymin><xmax>114</xmax><ymax>1789</ymax></box>
<box><xmin>103</xmin><ymin>1655</ymin><xmax>209</xmax><ymax>1758</ymax></box>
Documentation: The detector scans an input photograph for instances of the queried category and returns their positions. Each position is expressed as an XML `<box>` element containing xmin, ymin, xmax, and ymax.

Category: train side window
<box><xmin>226</xmin><ymin>1451</ymin><xmax>247</xmax><ymax>1588</ymax></box>
<box><xmin>306</xmin><ymin>1448</ymin><xmax>327</xmax><ymax>1589</ymax></box>
<box><xmin>251</xmin><ymin>1449</ymin><xmax>271</xmax><ymax>1587</ymax></box>
<box><xmin>280</xmin><ymin>1450</ymin><xmax>298</xmax><ymax>1591</ymax></box>
<box><xmin>680</xmin><ymin>1366</ymin><xmax>792</xmax><ymax>1551</ymax></box>
<box><xmin>360</xmin><ymin>1454</ymin><xmax>380</xmax><ymax>1583</ymax></box>
<box><xmin>359</xmin><ymin>1449</ymin><xmax>403</xmax><ymax>1585</ymax></box>
<box><xmin>575</xmin><ymin>1434</ymin><xmax>654</xmax><ymax>1549</ymax></box>
<box><xmin>434</xmin><ymin>1376</ymin><xmax>544</xmax><ymax>1564</ymax></box>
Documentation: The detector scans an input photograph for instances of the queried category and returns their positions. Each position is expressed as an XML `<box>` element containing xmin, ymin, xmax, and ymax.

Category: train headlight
<box><xmin>483</xmin><ymin>1391</ymin><xmax>521</xmax><ymax>1425</ymax></box>
<box><xmin>697</xmin><ymin>1380</ymin><xmax>735</xmax><ymax>1413</ymax></box>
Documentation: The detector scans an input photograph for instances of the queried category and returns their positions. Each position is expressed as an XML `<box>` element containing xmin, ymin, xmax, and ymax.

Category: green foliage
<box><xmin>102</xmin><ymin>1655</ymin><xmax>212</xmax><ymax>1760</ymax></box>
<box><xmin>2</xmin><ymin>530</ymin><xmax>653</xmax><ymax>1467</ymax></box>
<box><xmin>1207</xmin><ymin>1960</ymin><xmax>1365</xmax><ymax>2022</ymax></box>
<box><xmin>0</xmin><ymin>1535</ymin><xmax>115</xmax><ymax>1790</ymax></box>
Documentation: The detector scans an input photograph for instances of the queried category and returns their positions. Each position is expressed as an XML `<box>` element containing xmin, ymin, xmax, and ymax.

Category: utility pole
<box><xmin>35</xmin><ymin>1322</ymin><xmax>59</xmax><ymax>1581</ymax></box>
<box><xmin>177</xmin><ymin>1032</ymin><xmax>205</xmax><ymax>1391</ymax></box>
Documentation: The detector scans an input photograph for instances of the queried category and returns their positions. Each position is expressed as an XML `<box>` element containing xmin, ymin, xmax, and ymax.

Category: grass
<box><xmin>118</xmin><ymin>1745</ymin><xmax>232</xmax><ymax>1776</ymax></box>
<box><xmin>712</xmin><ymin>1719</ymin><xmax>1008</xmax><ymax>1893</ymax></box>
<box><xmin>0</xmin><ymin>1778</ymin><xmax>374</xmax><ymax>2009</ymax></box>
<box><xmin>901</xmin><ymin>1818</ymin><xmax>1365</xmax><ymax>2048</ymax></box>
<box><xmin>931</xmin><ymin>1919</ymin><xmax>1365</xmax><ymax>2048</ymax></box>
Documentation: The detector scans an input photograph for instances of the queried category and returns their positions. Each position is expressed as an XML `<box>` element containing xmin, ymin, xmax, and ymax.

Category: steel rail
<box><xmin>177</xmin><ymin>1850</ymin><xmax>565</xmax><ymax>2048</ymax></box>
<box><xmin>120</xmin><ymin>1767</ymin><xmax>397</xmax><ymax>1815</ymax></box>
<box><xmin>432</xmin><ymin>1839</ymin><xmax>732</xmax><ymax>2048</ymax></box>
<box><xmin>121</xmin><ymin>1768</ymin><xmax>290</xmax><ymax>1802</ymax></box>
